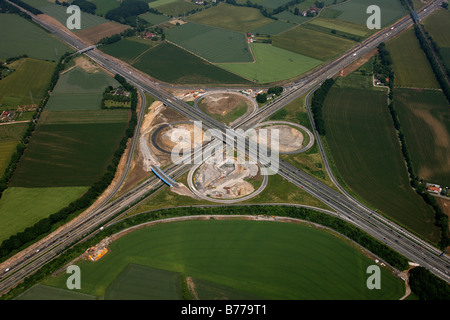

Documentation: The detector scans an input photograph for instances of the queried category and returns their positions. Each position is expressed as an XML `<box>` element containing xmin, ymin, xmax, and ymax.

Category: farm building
<box><xmin>426</xmin><ymin>183</ymin><xmax>442</xmax><ymax>194</ymax></box>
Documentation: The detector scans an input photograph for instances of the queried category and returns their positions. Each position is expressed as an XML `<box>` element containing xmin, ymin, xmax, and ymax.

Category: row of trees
<box><xmin>379</xmin><ymin>43</ymin><xmax>449</xmax><ymax>250</ymax></box>
<box><xmin>8</xmin><ymin>0</ymin><xmax>42</xmax><ymax>15</ymax></box>
<box><xmin>0</xmin><ymin>72</ymin><xmax>138</xmax><ymax>261</ymax></box>
<box><xmin>0</xmin><ymin>0</ymin><xmax>31</xmax><ymax>19</ymax></box>
<box><xmin>413</xmin><ymin>25</ymin><xmax>450</xmax><ymax>103</ymax></box>
<box><xmin>71</xmin><ymin>0</ymin><xmax>97</xmax><ymax>15</ymax></box>
<box><xmin>310</xmin><ymin>78</ymin><xmax>334</xmax><ymax>135</ymax></box>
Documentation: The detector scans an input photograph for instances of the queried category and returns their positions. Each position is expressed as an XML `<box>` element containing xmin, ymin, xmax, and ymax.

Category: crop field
<box><xmin>0</xmin><ymin>58</ymin><xmax>56</xmax><ymax>109</ymax></box>
<box><xmin>0</xmin><ymin>186</ymin><xmax>89</xmax><ymax>243</ymax></box>
<box><xmin>132</xmin><ymin>42</ymin><xmax>251</xmax><ymax>84</ymax></box>
<box><xmin>38</xmin><ymin>3</ymin><xmax>108</xmax><ymax>30</ymax></box>
<box><xmin>40</xmin><ymin>109</ymin><xmax>130</xmax><ymax>124</ymax></box>
<box><xmin>0</xmin><ymin>123</ymin><xmax>28</xmax><ymax>175</ymax></box>
<box><xmin>138</xmin><ymin>12</ymin><xmax>170</xmax><ymax>25</ymax></box>
<box><xmin>74</xmin><ymin>22</ymin><xmax>131</xmax><ymax>45</ymax></box>
<box><xmin>153</xmin><ymin>0</ymin><xmax>199</xmax><ymax>17</ymax></box>
<box><xmin>104</xmin><ymin>264</ymin><xmax>182</xmax><ymax>300</ymax></box>
<box><xmin>325</xmin><ymin>0</ymin><xmax>406</xmax><ymax>28</ymax></box>
<box><xmin>165</xmin><ymin>22</ymin><xmax>253</xmax><ymax>63</ymax></box>
<box><xmin>52</xmin><ymin>68</ymin><xmax>119</xmax><ymax>95</ymax></box>
<box><xmin>45</xmin><ymin>93</ymin><xmax>104</xmax><ymax>111</ymax></box>
<box><xmin>273</xmin><ymin>25</ymin><xmax>356</xmax><ymax>61</ymax></box>
<box><xmin>43</xmin><ymin>220</ymin><xmax>405</xmax><ymax>299</ymax></box>
<box><xmin>423</xmin><ymin>9</ymin><xmax>450</xmax><ymax>66</ymax></box>
<box><xmin>0</xmin><ymin>14</ymin><xmax>73</xmax><ymax>61</ymax></box>
<box><xmin>45</xmin><ymin>67</ymin><xmax>120</xmax><ymax>111</ymax></box>
<box><xmin>305</xmin><ymin>18</ymin><xmax>371</xmax><ymax>37</ymax></box>
<box><xmin>386</xmin><ymin>28</ymin><xmax>440</xmax><ymax>89</ymax></box>
<box><xmin>273</xmin><ymin>11</ymin><xmax>312</xmax><ymax>24</ymax></box>
<box><xmin>322</xmin><ymin>87</ymin><xmax>440</xmax><ymax>243</ymax></box>
<box><xmin>218</xmin><ymin>43</ymin><xmax>322</xmax><ymax>83</ymax></box>
<box><xmin>250</xmin><ymin>20</ymin><xmax>296</xmax><ymax>36</ymax></box>
<box><xmin>90</xmin><ymin>0</ymin><xmax>121</xmax><ymax>16</ymax></box>
<box><xmin>186</xmin><ymin>3</ymin><xmax>273</xmax><ymax>33</ymax></box>
<box><xmin>15</xmin><ymin>284</ymin><xmax>97</xmax><ymax>300</ymax></box>
<box><xmin>99</xmin><ymin>38</ymin><xmax>154</xmax><ymax>64</ymax></box>
<box><xmin>394</xmin><ymin>88</ymin><xmax>450</xmax><ymax>186</ymax></box>
<box><xmin>9</xmin><ymin>122</ymin><xmax>128</xmax><ymax>188</ymax></box>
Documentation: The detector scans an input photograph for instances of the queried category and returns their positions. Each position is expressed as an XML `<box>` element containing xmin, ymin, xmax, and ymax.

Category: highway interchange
<box><xmin>0</xmin><ymin>0</ymin><xmax>449</xmax><ymax>297</ymax></box>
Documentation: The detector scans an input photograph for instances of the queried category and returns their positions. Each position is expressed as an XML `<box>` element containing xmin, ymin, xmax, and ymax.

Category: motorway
<box><xmin>0</xmin><ymin>0</ymin><xmax>449</xmax><ymax>297</ymax></box>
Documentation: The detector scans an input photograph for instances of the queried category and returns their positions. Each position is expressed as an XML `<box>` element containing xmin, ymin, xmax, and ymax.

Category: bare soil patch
<box><xmin>74</xmin><ymin>22</ymin><xmax>131</xmax><ymax>46</ymax></box>
<box><xmin>199</xmin><ymin>93</ymin><xmax>249</xmax><ymax>117</ymax></box>
<box><xmin>342</xmin><ymin>47</ymin><xmax>378</xmax><ymax>77</ymax></box>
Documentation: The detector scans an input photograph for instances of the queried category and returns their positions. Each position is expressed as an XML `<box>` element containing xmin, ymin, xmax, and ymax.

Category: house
<box><xmin>426</xmin><ymin>183</ymin><xmax>442</xmax><ymax>194</ymax></box>
<box><xmin>145</xmin><ymin>32</ymin><xmax>157</xmax><ymax>39</ymax></box>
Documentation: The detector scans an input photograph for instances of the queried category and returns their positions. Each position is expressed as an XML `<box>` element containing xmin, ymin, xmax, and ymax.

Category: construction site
<box><xmin>192</xmin><ymin>153</ymin><xmax>262</xmax><ymax>200</ymax></box>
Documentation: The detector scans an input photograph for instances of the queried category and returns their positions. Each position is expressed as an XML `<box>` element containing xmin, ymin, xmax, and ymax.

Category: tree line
<box><xmin>0</xmin><ymin>0</ymin><xmax>32</xmax><ymax>19</ymax></box>
<box><xmin>378</xmin><ymin>43</ymin><xmax>449</xmax><ymax>250</ymax></box>
<box><xmin>0</xmin><ymin>72</ymin><xmax>138</xmax><ymax>262</ymax></box>
<box><xmin>409</xmin><ymin>266</ymin><xmax>450</xmax><ymax>300</ymax></box>
<box><xmin>8</xmin><ymin>0</ymin><xmax>42</xmax><ymax>15</ymax></box>
<box><xmin>413</xmin><ymin>25</ymin><xmax>450</xmax><ymax>103</ymax></box>
<box><xmin>310</xmin><ymin>78</ymin><xmax>334</xmax><ymax>135</ymax></box>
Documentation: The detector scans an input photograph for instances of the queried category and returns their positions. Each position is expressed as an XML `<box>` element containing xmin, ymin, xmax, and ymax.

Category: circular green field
<box><xmin>45</xmin><ymin>219</ymin><xmax>405</xmax><ymax>299</ymax></box>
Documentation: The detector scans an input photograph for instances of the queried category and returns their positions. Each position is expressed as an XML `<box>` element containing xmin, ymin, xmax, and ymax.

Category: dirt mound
<box><xmin>199</xmin><ymin>93</ymin><xmax>249</xmax><ymax>116</ymax></box>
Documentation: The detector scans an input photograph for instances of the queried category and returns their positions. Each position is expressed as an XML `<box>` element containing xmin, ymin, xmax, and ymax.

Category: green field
<box><xmin>152</xmin><ymin>0</ymin><xmax>199</xmax><ymax>17</ymax></box>
<box><xmin>323</xmin><ymin>87</ymin><xmax>440</xmax><ymax>243</ymax></box>
<box><xmin>423</xmin><ymin>9</ymin><xmax>450</xmax><ymax>67</ymax></box>
<box><xmin>0</xmin><ymin>14</ymin><xmax>73</xmax><ymax>61</ymax></box>
<box><xmin>0</xmin><ymin>186</ymin><xmax>89</xmax><ymax>243</ymax></box>
<box><xmin>0</xmin><ymin>58</ymin><xmax>55</xmax><ymax>109</ymax></box>
<box><xmin>138</xmin><ymin>12</ymin><xmax>170</xmax><ymax>25</ymax></box>
<box><xmin>45</xmin><ymin>67</ymin><xmax>120</xmax><ymax>111</ymax></box>
<box><xmin>394</xmin><ymin>88</ymin><xmax>450</xmax><ymax>186</ymax></box>
<box><xmin>324</xmin><ymin>0</ymin><xmax>406</xmax><ymax>28</ymax></box>
<box><xmin>89</xmin><ymin>0</ymin><xmax>121</xmax><ymax>16</ymax></box>
<box><xmin>41</xmin><ymin>109</ymin><xmax>130</xmax><ymax>124</ymax></box>
<box><xmin>52</xmin><ymin>68</ymin><xmax>120</xmax><ymax>95</ymax></box>
<box><xmin>218</xmin><ymin>43</ymin><xmax>322</xmax><ymax>83</ymax></box>
<box><xmin>15</xmin><ymin>284</ymin><xmax>97</xmax><ymax>300</ymax></box>
<box><xmin>9</xmin><ymin>122</ymin><xmax>129</xmax><ymax>188</ymax></box>
<box><xmin>132</xmin><ymin>42</ymin><xmax>251</xmax><ymax>84</ymax></box>
<box><xmin>42</xmin><ymin>220</ymin><xmax>405</xmax><ymax>299</ymax></box>
<box><xmin>38</xmin><ymin>3</ymin><xmax>108</xmax><ymax>30</ymax></box>
<box><xmin>104</xmin><ymin>264</ymin><xmax>183</xmax><ymax>300</ymax></box>
<box><xmin>387</xmin><ymin>28</ymin><xmax>440</xmax><ymax>89</ymax></box>
<box><xmin>250</xmin><ymin>20</ymin><xmax>296</xmax><ymax>36</ymax></box>
<box><xmin>0</xmin><ymin>123</ymin><xmax>28</xmax><ymax>175</ymax></box>
<box><xmin>45</xmin><ymin>93</ymin><xmax>104</xmax><ymax>111</ymax></box>
<box><xmin>165</xmin><ymin>22</ymin><xmax>253</xmax><ymax>63</ymax></box>
<box><xmin>305</xmin><ymin>17</ymin><xmax>371</xmax><ymax>37</ymax></box>
<box><xmin>99</xmin><ymin>38</ymin><xmax>154</xmax><ymax>64</ymax></box>
<box><xmin>273</xmin><ymin>10</ymin><xmax>312</xmax><ymax>24</ymax></box>
<box><xmin>187</xmin><ymin>3</ymin><xmax>273</xmax><ymax>33</ymax></box>
<box><xmin>273</xmin><ymin>25</ymin><xmax>356</xmax><ymax>61</ymax></box>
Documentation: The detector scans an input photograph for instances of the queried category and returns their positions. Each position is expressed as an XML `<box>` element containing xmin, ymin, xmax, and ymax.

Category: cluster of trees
<box><xmin>256</xmin><ymin>93</ymin><xmax>267</xmax><ymax>103</ymax></box>
<box><xmin>101</xmin><ymin>86</ymin><xmax>132</xmax><ymax>109</ymax></box>
<box><xmin>71</xmin><ymin>0</ymin><xmax>97</xmax><ymax>15</ymax></box>
<box><xmin>310</xmin><ymin>78</ymin><xmax>334</xmax><ymax>135</ymax></box>
<box><xmin>413</xmin><ymin>25</ymin><xmax>450</xmax><ymax>103</ymax></box>
<box><xmin>8</xmin><ymin>0</ymin><xmax>42</xmax><ymax>15</ymax></box>
<box><xmin>97</xmin><ymin>27</ymin><xmax>139</xmax><ymax>46</ymax></box>
<box><xmin>379</xmin><ymin>44</ymin><xmax>449</xmax><ymax>250</ymax></box>
<box><xmin>0</xmin><ymin>71</ymin><xmax>138</xmax><ymax>261</ymax></box>
<box><xmin>409</xmin><ymin>266</ymin><xmax>450</xmax><ymax>300</ymax></box>
<box><xmin>105</xmin><ymin>0</ymin><xmax>149</xmax><ymax>25</ymax></box>
<box><xmin>268</xmin><ymin>86</ymin><xmax>283</xmax><ymax>96</ymax></box>
<box><xmin>373</xmin><ymin>43</ymin><xmax>394</xmax><ymax>95</ymax></box>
